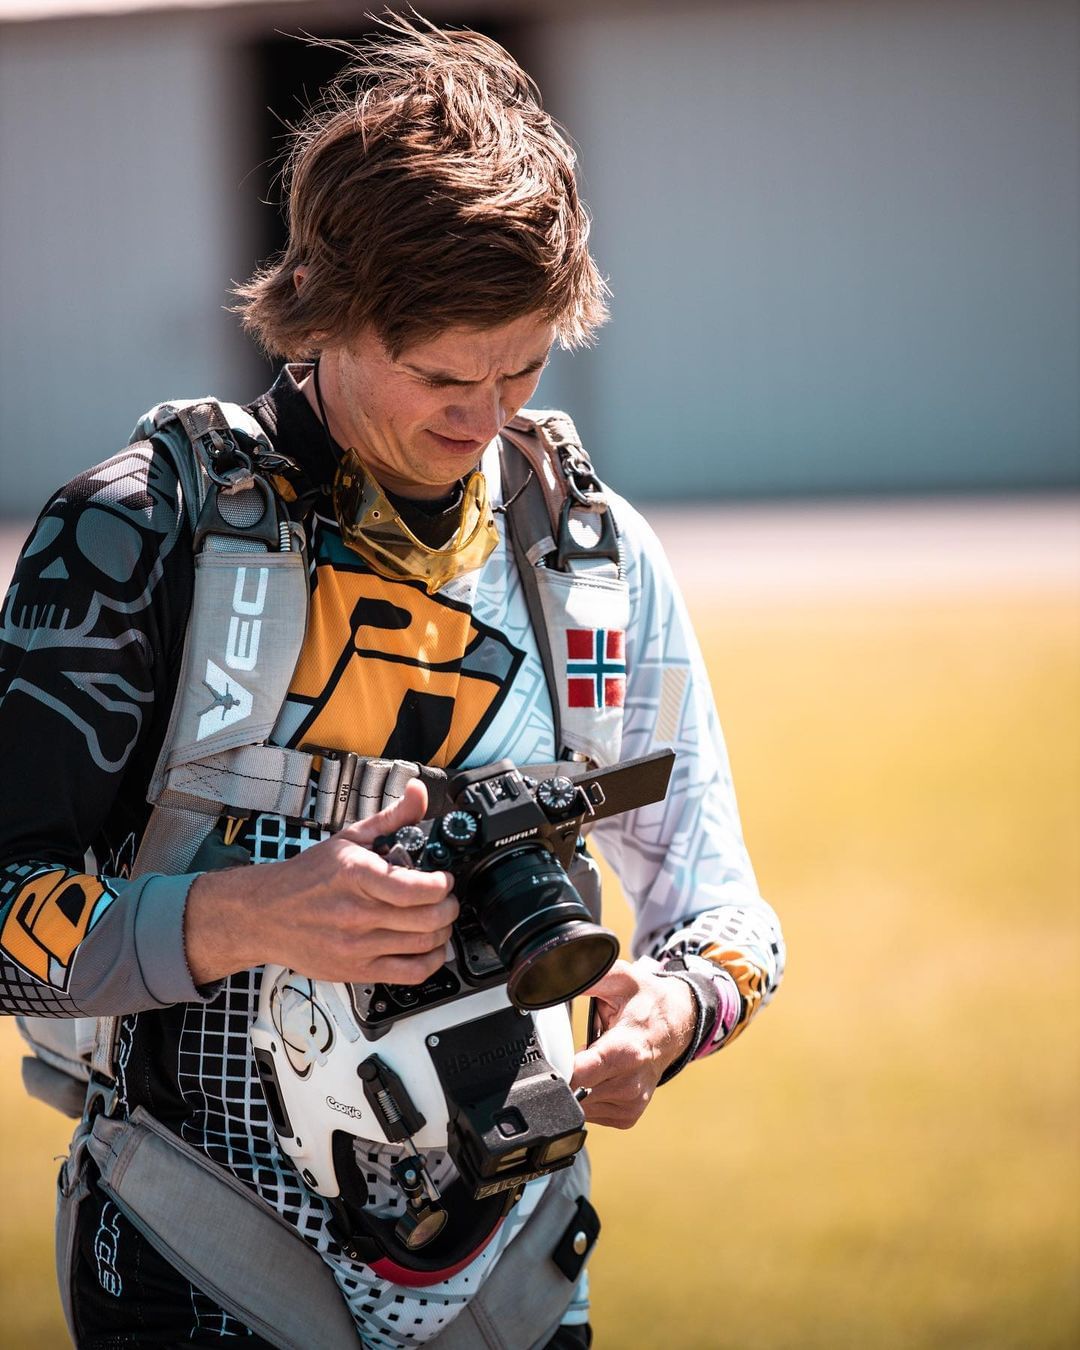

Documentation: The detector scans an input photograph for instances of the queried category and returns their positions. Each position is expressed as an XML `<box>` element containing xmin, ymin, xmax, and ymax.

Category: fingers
<box><xmin>575</xmin><ymin>1051</ymin><xmax>655</xmax><ymax>1128</ymax></box>
<box><xmin>362</xmin><ymin>924</ymin><xmax>454</xmax><ymax>958</ymax></box>
<box><xmin>572</xmin><ymin>1026</ymin><xmax>639</xmax><ymax>1092</ymax></box>
<box><xmin>364</xmin><ymin>949</ymin><xmax>450</xmax><ymax>987</ymax></box>
<box><xmin>580</xmin><ymin>1096</ymin><xmax>649</xmax><ymax>1130</ymax></box>
<box><xmin>310</xmin><ymin>943</ymin><xmax>451</xmax><ymax>988</ymax></box>
<box><xmin>363</xmin><ymin>894</ymin><xmax>460</xmax><ymax>934</ymax></box>
<box><xmin>357</xmin><ymin>859</ymin><xmax>457</xmax><ymax>909</ymax></box>
<box><xmin>345</xmin><ymin>779</ymin><xmax>428</xmax><ymax>848</ymax></box>
<box><xmin>335</xmin><ymin>780</ymin><xmax>457</xmax><ymax>911</ymax></box>
<box><xmin>572</xmin><ymin>1034</ymin><xmax>657</xmax><ymax>1130</ymax></box>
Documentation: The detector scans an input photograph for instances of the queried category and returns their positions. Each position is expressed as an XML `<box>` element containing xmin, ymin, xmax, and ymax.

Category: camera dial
<box><xmin>440</xmin><ymin>810</ymin><xmax>479</xmax><ymax>846</ymax></box>
<box><xmin>536</xmin><ymin>776</ymin><xmax>577</xmax><ymax>816</ymax></box>
<box><xmin>393</xmin><ymin>825</ymin><xmax>428</xmax><ymax>859</ymax></box>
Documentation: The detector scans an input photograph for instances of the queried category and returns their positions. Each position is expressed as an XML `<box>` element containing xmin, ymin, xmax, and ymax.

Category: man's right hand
<box><xmin>184</xmin><ymin>779</ymin><xmax>458</xmax><ymax>986</ymax></box>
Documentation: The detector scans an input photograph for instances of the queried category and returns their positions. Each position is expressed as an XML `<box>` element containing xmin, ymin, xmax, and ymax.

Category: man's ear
<box><xmin>293</xmin><ymin>265</ymin><xmax>308</xmax><ymax>292</ymax></box>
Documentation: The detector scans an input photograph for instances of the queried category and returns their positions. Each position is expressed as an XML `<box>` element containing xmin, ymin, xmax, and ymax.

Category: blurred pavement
<box><xmin>3</xmin><ymin>494</ymin><xmax>1079</xmax><ymax>602</ymax></box>
<box><xmin>644</xmin><ymin>494</ymin><xmax>1080</xmax><ymax>603</ymax></box>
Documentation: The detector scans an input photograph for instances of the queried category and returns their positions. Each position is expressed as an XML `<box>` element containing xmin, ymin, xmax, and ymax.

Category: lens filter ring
<box><xmin>466</xmin><ymin>845</ymin><xmax>620</xmax><ymax>1009</ymax></box>
<box><xmin>506</xmin><ymin>922</ymin><xmax>620</xmax><ymax>1011</ymax></box>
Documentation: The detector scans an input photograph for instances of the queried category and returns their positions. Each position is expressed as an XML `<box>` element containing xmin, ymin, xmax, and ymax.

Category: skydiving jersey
<box><xmin>0</xmin><ymin>366</ymin><xmax>785</xmax><ymax>1347</ymax></box>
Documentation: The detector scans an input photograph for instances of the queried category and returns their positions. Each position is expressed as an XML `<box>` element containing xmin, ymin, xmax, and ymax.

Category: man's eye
<box><xmin>417</xmin><ymin>376</ymin><xmax>467</xmax><ymax>389</ymax></box>
<box><xmin>415</xmin><ymin>369</ymin><xmax>542</xmax><ymax>390</ymax></box>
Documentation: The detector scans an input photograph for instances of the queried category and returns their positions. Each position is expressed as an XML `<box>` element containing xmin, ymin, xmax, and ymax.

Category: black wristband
<box><xmin>654</xmin><ymin>957</ymin><xmax>720</xmax><ymax>1086</ymax></box>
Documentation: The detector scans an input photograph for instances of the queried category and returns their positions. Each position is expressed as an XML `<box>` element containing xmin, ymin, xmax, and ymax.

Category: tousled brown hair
<box><xmin>234</xmin><ymin>12</ymin><xmax>609</xmax><ymax>359</ymax></box>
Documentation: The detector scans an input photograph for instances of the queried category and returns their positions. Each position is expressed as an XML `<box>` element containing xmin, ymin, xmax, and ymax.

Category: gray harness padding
<box><xmin>69</xmin><ymin>1106</ymin><xmax>592</xmax><ymax>1350</ymax></box>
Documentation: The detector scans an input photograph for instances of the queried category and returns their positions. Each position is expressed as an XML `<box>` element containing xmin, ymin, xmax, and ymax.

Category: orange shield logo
<box><xmin>1</xmin><ymin>869</ymin><xmax>115</xmax><ymax>990</ymax></box>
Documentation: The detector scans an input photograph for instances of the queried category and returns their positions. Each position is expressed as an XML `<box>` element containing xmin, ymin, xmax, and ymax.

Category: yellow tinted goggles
<box><xmin>332</xmin><ymin>457</ymin><xmax>499</xmax><ymax>595</ymax></box>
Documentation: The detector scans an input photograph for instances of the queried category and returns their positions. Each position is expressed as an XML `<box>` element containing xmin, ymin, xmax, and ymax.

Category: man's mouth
<box><xmin>427</xmin><ymin>430</ymin><xmax>487</xmax><ymax>455</ymax></box>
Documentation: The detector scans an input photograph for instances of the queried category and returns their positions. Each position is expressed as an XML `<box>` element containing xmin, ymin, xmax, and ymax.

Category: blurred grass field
<box><xmin>1</xmin><ymin>566</ymin><xmax>1077</xmax><ymax>1347</ymax></box>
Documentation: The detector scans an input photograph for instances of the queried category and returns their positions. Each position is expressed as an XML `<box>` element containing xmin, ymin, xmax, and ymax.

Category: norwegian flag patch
<box><xmin>566</xmin><ymin>628</ymin><xmax>626</xmax><ymax>709</ymax></box>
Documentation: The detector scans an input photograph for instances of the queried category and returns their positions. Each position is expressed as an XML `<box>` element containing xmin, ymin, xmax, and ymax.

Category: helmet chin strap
<box><xmin>327</xmin><ymin>1133</ymin><xmax>515</xmax><ymax>1285</ymax></box>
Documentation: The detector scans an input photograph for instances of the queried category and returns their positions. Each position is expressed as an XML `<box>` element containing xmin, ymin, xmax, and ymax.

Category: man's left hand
<box><xmin>569</xmin><ymin>958</ymin><xmax>696</xmax><ymax>1129</ymax></box>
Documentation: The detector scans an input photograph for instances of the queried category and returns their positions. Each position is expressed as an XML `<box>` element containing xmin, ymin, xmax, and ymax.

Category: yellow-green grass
<box><xmin>1</xmin><ymin>588</ymin><xmax>1077</xmax><ymax>1348</ymax></box>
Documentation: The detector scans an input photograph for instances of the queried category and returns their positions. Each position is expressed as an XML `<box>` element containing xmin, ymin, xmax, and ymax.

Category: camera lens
<box><xmin>465</xmin><ymin>847</ymin><xmax>619</xmax><ymax>1009</ymax></box>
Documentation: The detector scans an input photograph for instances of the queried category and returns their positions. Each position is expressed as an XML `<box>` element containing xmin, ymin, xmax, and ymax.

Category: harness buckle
<box><xmin>549</xmin><ymin>427</ymin><xmax>606</xmax><ymax>511</ymax></box>
<box><xmin>192</xmin><ymin>472</ymin><xmax>283</xmax><ymax>552</ymax></box>
<box><xmin>305</xmin><ymin>746</ymin><xmax>362</xmax><ymax>832</ymax></box>
<box><xmin>198</xmin><ymin>428</ymin><xmax>254</xmax><ymax>486</ymax></box>
<box><xmin>84</xmin><ymin>1072</ymin><xmax>119</xmax><ymax>1121</ymax></box>
<box><xmin>553</xmin><ymin>496</ymin><xmax>620</xmax><ymax>572</ymax></box>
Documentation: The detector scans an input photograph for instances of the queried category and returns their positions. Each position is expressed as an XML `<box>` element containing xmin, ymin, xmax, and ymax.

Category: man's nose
<box><xmin>447</xmin><ymin>385</ymin><xmax>507</xmax><ymax>442</ymax></box>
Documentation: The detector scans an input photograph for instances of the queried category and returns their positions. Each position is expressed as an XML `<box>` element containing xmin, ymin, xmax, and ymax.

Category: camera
<box><xmin>374</xmin><ymin>754</ymin><xmax>673</xmax><ymax>1011</ymax></box>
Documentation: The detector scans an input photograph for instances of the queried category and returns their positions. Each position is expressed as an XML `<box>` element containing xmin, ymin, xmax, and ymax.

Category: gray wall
<box><xmin>0</xmin><ymin>13</ymin><xmax>262</xmax><ymax>516</ymax></box>
<box><xmin>1</xmin><ymin>0</ymin><xmax>1077</xmax><ymax>515</ymax></box>
<box><xmin>534</xmin><ymin>0</ymin><xmax>1080</xmax><ymax>497</ymax></box>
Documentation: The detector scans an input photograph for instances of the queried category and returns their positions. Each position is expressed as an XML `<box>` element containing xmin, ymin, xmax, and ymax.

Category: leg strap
<box><xmin>84</xmin><ymin>1107</ymin><xmax>597</xmax><ymax>1350</ymax></box>
<box><xmin>86</xmin><ymin>1107</ymin><xmax>359</xmax><ymax>1350</ymax></box>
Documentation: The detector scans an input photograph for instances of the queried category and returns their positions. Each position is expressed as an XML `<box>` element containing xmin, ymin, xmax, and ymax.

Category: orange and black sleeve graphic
<box><xmin>0</xmin><ymin>867</ymin><xmax>117</xmax><ymax>991</ymax></box>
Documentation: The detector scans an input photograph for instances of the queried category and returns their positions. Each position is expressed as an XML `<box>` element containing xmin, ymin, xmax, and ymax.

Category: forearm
<box><xmin>0</xmin><ymin>443</ymin><xmax>196</xmax><ymax>1018</ymax></box>
<box><xmin>184</xmin><ymin>866</ymin><xmax>260</xmax><ymax>985</ymax></box>
<box><xmin>594</xmin><ymin>499</ymin><xmax>785</xmax><ymax>1062</ymax></box>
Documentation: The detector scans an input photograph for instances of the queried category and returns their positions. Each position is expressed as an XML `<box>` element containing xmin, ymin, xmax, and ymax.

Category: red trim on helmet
<box><xmin>369</xmin><ymin>1219</ymin><xmax>504</xmax><ymax>1288</ymax></box>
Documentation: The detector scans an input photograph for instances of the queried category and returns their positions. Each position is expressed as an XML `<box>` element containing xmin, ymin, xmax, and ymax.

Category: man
<box><xmin>0</xmin><ymin>15</ymin><xmax>783</xmax><ymax>1348</ymax></box>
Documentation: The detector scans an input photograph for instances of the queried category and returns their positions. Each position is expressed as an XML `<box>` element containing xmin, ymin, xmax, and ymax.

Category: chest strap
<box><xmin>147</xmin><ymin>747</ymin><xmax>585</xmax><ymax>863</ymax></box>
<box><xmin>156</xmin><ymin>747</ymin><xmax>445</xmax><ymax>834</ymax></box>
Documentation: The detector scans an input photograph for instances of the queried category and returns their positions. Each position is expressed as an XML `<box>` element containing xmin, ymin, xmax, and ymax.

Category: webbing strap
<box><xmin>311</xmin><ymin>754</ymin><xmax>445</xmax><ymax>827</ymax></box>
<box><xmin>500</xmin><ymin>442</ymin><xmax>566</xmax><ymax>757</ymax></box>
<box><xmin>502</xmin><ymin>413</ymin><xmax>572</xmax><ymax>532</ymax></box>
<box><xmin>90</xmin><ymin>1015</ymin><xmax>119</xmax><ymax>1085</ymax></box>
<box><xmin>87</xmin><ymin>1107</ymin><xmax>360</xmax><ymax>1350</ymax></box>
<box><xmin>159</xmin><ymin>745</ymin><xmax>317</xmax><ymax>820</ymax></box>
<box><xmin>156</xmin><ymin>746</ymin><xmax>588</xmax><ymax>835</ymax></box>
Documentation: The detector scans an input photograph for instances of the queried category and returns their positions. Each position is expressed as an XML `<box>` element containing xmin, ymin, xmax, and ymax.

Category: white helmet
<box><xmin>251</xmin><ymin>966</ymin><xmax>580</xmax><ymax>1278</ymax></box>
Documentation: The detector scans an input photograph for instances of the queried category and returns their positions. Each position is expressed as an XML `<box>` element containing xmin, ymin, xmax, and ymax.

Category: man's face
<box><xmin>312</xmin><ymin>314</ymin><xmax>556</xmax><ymax>500</ymax></box>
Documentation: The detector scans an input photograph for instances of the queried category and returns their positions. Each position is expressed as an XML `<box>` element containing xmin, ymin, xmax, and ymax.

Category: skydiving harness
<box><xmin>23</xmin><ymin>391</ymin><xmax>627</xmax><ymax>1348</ymax></box>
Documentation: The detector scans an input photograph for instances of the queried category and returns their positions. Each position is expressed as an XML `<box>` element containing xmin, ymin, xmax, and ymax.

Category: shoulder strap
<box><xmin>501</xmin><ymin>409</ymin><xmax>620</xmax><ymax>573</ymax></box>
<box><xmin>132</xmin><ymin>399</ymin><xmax>307</xmax><ymax>861</ymax></box>
<box><xmin>499</xmin><ymin>411</ymin><xmax>629</xmax><ymax>768</ymax></box>
<box><xmin>90</xmin><ymin>399</ymin><xmax>310</xmax><ymax>1098</ymax></box>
